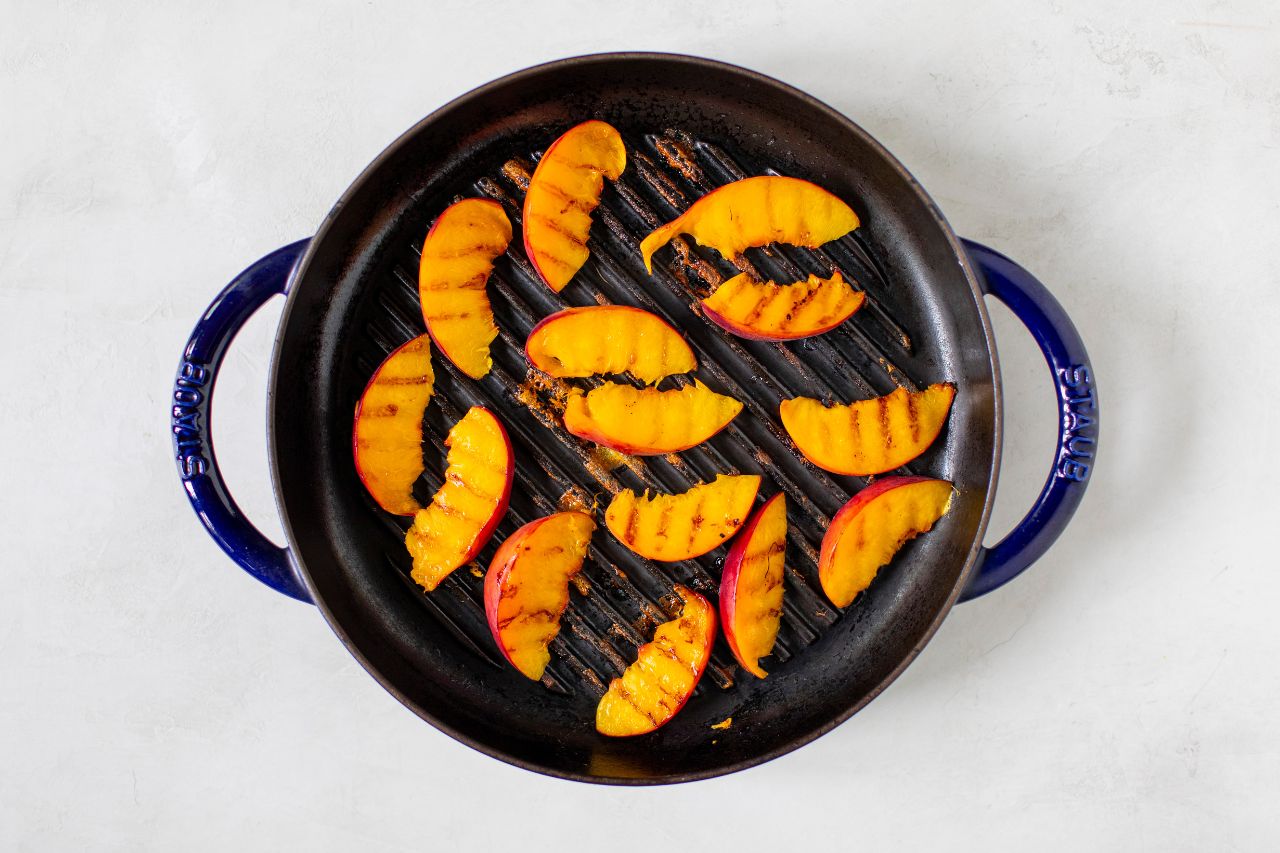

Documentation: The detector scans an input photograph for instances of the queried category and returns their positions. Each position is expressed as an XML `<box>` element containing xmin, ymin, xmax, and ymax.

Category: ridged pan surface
<box><xmin>270</xmin><ymin>54</ymin><xmax>998</xmax><ymax>783</ymax></box>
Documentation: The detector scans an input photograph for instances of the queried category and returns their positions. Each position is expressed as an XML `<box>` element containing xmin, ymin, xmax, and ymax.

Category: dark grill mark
<box><xmin>425</xmin><ymin>241</ymin><xmax>508</xmax><ymax>262</ymax></box>
<box><xmin>531</xmin><ymin>211</ymin><xmax>585</xmax><ymax>243</ymax></box>
<box><xmin>434</xmin><ymin>502</ymin><xmax>469</xmax><ymax>520</ymax></box>
<box><xmin>656</xmin><ymin>502</ymin><xmax>675</xmax><ymax>544</ymax></box>
<box><xmin>538</xmin><ymin>180</ymin><xmax>596</xmax><ymax>214</ymax></box>
<box><xmin>741</xmin><ymin>281</ymin><xmax>774</xmax><ymax>326</ymax></box>
<box><xmin>788</xmin><ymin>278</ymin><xmax>822</xmax><ymax>320</ymax></box>
<box><xmin>614</xmin><ymin>683</ymin><xmax>662</xmax><ymax>725</ymax></box>
<box><xmin>851</xmin><ymin>519</ymin><xmax>867</xmax><ymax>559</ymax></box>
<box><xmin>878</xmin><ymin>396</ymin><xmax>893</xmax><ymax>450</ymax></box>
<box><xmin>622</xmin><ymin>502</ymin><xmax>640</xmax><ymax>545</ymax></box>
<box><xmin>498</xmin><ymin>607</ymin><xmax>558</xmax><ymax>630</ymax></box>
<box><xmin>907</xmin><ymin>391</ymin><xmax>921</xmax><ymax>443</ymax></box>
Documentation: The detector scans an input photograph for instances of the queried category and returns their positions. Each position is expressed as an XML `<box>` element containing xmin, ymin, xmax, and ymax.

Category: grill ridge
<box><xmin>351</xmin><ymin>128</ymin><xmax>930</xmax><ymax>701</ymax></box>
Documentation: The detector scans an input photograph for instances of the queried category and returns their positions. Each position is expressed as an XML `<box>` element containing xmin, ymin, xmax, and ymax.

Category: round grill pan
<box><xmin>171</xmin><ymin>53</ymin><xmax>1098</xmax><ymax>783</ymax></box>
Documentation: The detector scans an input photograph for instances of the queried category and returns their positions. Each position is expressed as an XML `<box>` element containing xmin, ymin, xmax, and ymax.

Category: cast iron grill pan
<box><xmin>270</xmin><ymin>56</ymin><xmax>995</xmax><ymax>782</ymax></box>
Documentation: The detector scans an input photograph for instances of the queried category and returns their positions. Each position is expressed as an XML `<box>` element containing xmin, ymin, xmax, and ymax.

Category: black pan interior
<box><xmin>269</xmin><ymin>54</ymin><xmax>998</xmax><ymax>783</ymax></box>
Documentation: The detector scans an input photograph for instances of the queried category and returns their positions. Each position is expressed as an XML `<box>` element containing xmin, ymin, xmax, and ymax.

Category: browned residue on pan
<box><xmin>568</xmin><ymin>618</ymin><xmax>629</xmax><ymax>672</ymax></box>
<box><xmin>590</xmin><ymin>447</ymin><xmax>626</xmax><ymax>474</ymax></box>
<box><xmin>475</xmin><ymin>176</ymin><xmax>521</xmax><ymax>210</ymax></box>
<box><xmin>631</xmin><ymin>613</ymin><xmax>658</xmax><ymax>636</ymax></box>
<box><xmin>576</xmin><ymin>666</ymin><xmax>606</xmax><ymax>693</ymax></box>
<box><xmin>881</xmin><ymin>357</ymin><xmax>914</xmax><ymax>390</ymax></box>
<box><xmin>557</xmin><ymin>485</ymin><xmax>596</xmax><ymax>515</ymax></box>
<box><xmin>653</xmin><ymin>132</ymin><xmax>705</xmax><ymax>184</ymax></box>
<box><xmin>501</xmin><ymin>159</ymin><xmax>533</xmax><ymax>192</ymax></box>
<box><xmin>726</xmin><ymin>253</ymin><xmax>765</xmax><ymax>283</ymax></box>
<box><xmin>518</xmin><ymin>372</ymin><xmax>622</xmax><ymax>495</ymax></box>
<box><xmin>670</xmin><ymin>238</ymin><xmax>721</xmax><ymax>296</ymax></box>
<box><xmin>632</xmin><ymin>151</ymin><xmax>688</xmax><ymax>211</ymax></box>
<box><xmin>517</xmin><ymin>372</ymin><xmax>571</xmax><ymax>424</ymax></box>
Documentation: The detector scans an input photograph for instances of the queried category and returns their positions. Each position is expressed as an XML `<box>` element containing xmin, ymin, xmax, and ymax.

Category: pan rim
<box><xmin>268</xmin><ymin>50</ymin><xmax>1002</xmax><ymax>785</ymax></box>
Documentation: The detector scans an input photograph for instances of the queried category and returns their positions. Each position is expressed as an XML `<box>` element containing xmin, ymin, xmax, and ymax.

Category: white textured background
<box><xmin>3</xmin><ymin>1</ymin><xmax>1278</xmax><ymax>849</ymax></box>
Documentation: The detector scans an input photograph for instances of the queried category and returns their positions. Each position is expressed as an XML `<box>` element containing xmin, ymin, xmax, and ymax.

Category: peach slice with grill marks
<box><xmin>605</xmin><ymin>473</ymin><xmax>761</xmax><ymax>562</ymax></box>
<box><xmin>780</xmin><ymin>383</ymin><xmax>956</xmax><ymax>477</ymax></box>
<box><xmin>352</xmin><ymin>335</ymin><xmax>435</xmax><ymax>515</ymax></box>
<box><xmin>405</xmin><ymin>407</ymin><xmax>514</xmax><ymax>592</ymax></box>
<box><xmin>639</xmin><ymin>175</ymin><xmax>859</xmax><ymax>273</ymax></box>
<box><xmin>523</xmin><ymin>120</ymin><xmax>627</xmax><ymax>292</ymax></box>
<box><xmin>525</xmin><ymin>305</ymin><xmax>695</xmax><ymax>384</ymax></box>
<box><xmin>484</xmin><ymin>511</ymin><xmax>596</xmax><ymax>680</ymax></box>
<box><xmin>419</xmin><ymin>198</ymin><xmax>513</xmax><ymax>380</ymax></box>
<box><xmin>719</xmin><ymin>493</ymin><xmax>787</xmax><ymax>678</ymax></box>
<box><xmin>563</xmin><ymin>381</ymin><xmax>742</xmax><ymax>456</ymax></box>
<box><xmin>819</xmin><ymin>476</ymin><xmax>954</xmax><ymax>607</ymax></box>
<box><xmin>701</xmin><ymin>271</ymin><xmax>865</xmax><ymax>341</ymax></box>
<box><xmin>595</xmin><ymin>585</ymin><xmax>716</xmax><ymax>737</ymax></box>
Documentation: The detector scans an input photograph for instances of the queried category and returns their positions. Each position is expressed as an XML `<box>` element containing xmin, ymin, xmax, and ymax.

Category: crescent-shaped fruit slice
<box><xmin>352</xmin><ymin>335</ymin><xmax>435</xmax><ymax>515</ymax></box>
<box><xmin>523</xmin><ymin>120</ymin><xmax>627</xmax><ymax>292</ymax></box>
<box><xmin>719</xmin><ymin>493</ymin><xmax>787</xmax><ymax>678</ymax></box>
<box><xmin>819</xmin><ymin>476</ymin><xmax>954</xmax><ymax>607</ymax></box>
<box><xmin>780</xmin><ymin>383</ymin><xmax>956</xmax><ymax>476</ymax></box>
<box><xmin>405</xmin><ymin>407</ymin><xmax>514</xmax><ymax>591</ymax></box>
<box><xmin>525</xmin><ymin>305</ymin><xmax>696</xmax><ymax>384</ymax></box>
<box><xmin>639</xmin><ymin>175</ymin><xmax>859</xmax><ymax>273</ymax></box>
<box><xmin>563</xmin><ymin>380</ymin><xmax>742</xmax><ymax>456</ymax></box>
<box><xmin>605</xmin><ymin>474</ymin><xmax>761</xmax><ymax>562</ymax></box>
<box><xmin>419</xmin><ymin>198</ymin><xmax>513</xmax><ymax>379</ymax></box>
<box><xmin>484</xmin><ymin>511</ymin><xmax>596</xmax><ymax>680</ymax></box>
<box><xmin>701</xmin><ymin>271</ymin><xmax>865</xmax><ymax>341</ymax></box>
<box><xmin>596</xmin><ymin>585</ymin><xmax>716</xmax><ymax>737</ymax></box>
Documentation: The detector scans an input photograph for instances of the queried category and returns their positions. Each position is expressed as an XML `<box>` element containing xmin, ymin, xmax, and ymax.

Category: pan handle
<box><xmin>960</xmin><ymin>239</ymin><xmax>1098</xmax><ymax>601</ymax></box>
<box><xmin>171</xmin><ymin>240</ymin><xmax>313</xmax><ymax>603</ymax></box>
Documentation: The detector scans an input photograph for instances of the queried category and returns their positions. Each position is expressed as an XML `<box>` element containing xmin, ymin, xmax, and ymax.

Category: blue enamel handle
<box><xmin>960</xmin><ymin>239</ymin><xmax>1098</xmax><ymax>601</ymax></box>
<box><xmin>172</xmin><ymin>240</ymin><xmax>313</xmax><ymax>603</ymax></box>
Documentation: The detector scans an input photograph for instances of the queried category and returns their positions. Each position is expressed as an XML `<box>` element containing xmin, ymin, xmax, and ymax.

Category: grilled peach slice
<box><xmin>719</xmin><ymin>493</ymin><xmax>787</xmax><ymax>678</ymax></box>
<box><xmin>523</xmin><ymin>120</ymin><xmax>627</xmax><ymax>292</ymax></box>
<box><xmin>419</xmin><ymin>198</ymin><xmax>513</xmax><ymax>379</ymax></box>
<box><xmin>819</xmin><ymin>476</ymin><xmax>954</xmax><ymax>607</ymax></box>
<box><xmin>405</xmin><ymin>407</ymin><xmax>514</xmax><ymax>591</ymax></box>
<box><xmin>701</xmin><ymin>271</ymin><xmax>865</xmax><ymax>341</ymax></box>
<box><xmin>525</xmin><ymin>305</ymin><xmax>696</xmax><ymax>384</ymax></box>
<box><xmin>563</xmin><ymin>381</ymin><xmax>742</xmax><ymax>456</ymax></box>
<box><xmin>639</xmin><ymin>175</ymin><xmax>859</xmax><ymax>273</ymax></box>
<box><xmin>484</xmin><ymin>511</ymin><xmax>596</xmax><ymax>680</ymax></box>
<box><xmin>606</xmin><ymin>474</ymin><xmax>761</xmax><ymax>561</ymax></box>
<box><xmin>780</xmin><ymin>383</ymin><xmax>956</xmax><ymax>476</ymax></box>
<box><xmin>596</xmin><ymin>585</ymin><xmax>716</xmax><ymax>737</ymax></box>
<box><xmin>352</xmin><ymin>335</ymin><xmax>435</xmax><ymax>515</ymax></box>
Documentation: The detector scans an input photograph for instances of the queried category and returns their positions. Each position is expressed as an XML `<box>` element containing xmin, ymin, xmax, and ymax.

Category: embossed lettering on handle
<box><xmin>172</xmin><ymin>239</ymin><xmax>312</xmax><ymax>602</ymax></box>
<box><xmin>960</xmin><ymin>240</ymin><xmax>1098</xmax><ymax>601</ymax></box>
<box><xmin>173</xmin><ymin>361</ymin><xmax>211</xmax><ymax>480</ymax></box>
<box><xmin>1057</xmin><ymin>364</ymin><xmax>1096</xmax><ymax>483</ymax></box>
